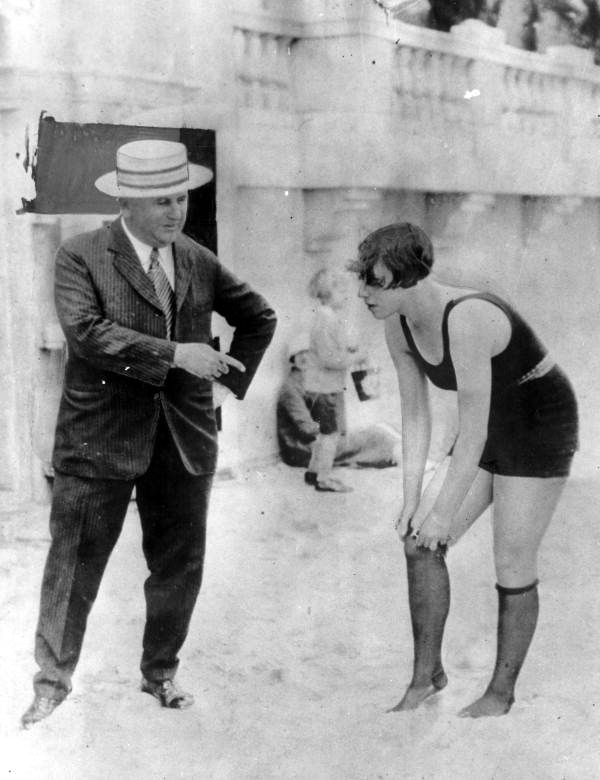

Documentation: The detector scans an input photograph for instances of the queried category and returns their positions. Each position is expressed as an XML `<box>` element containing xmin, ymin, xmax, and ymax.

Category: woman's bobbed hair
<box><xmin>349</xmin><ymin>223</ymin><xmax>434</xmax><ymax>289</ymax></box>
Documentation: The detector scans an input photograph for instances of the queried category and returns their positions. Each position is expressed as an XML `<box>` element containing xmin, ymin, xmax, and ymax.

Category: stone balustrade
<box><xmin>234</xmin><ymin>11</ymin><xmax>600</xmax><ymax>195</ymax></box>
<box><xmin>392</xmin><ymin>25</ymin><xmax>600</xmax><ymax>146</ymax></box>
<box><xmin>232</xmin><ymin>23</ymin><xmax>296</xmax><ymax>115</ymax></box>
<box><xmin>394</xmin><ymin>44</ymin><xmax>478</xmax><ymax>133</ymax></box>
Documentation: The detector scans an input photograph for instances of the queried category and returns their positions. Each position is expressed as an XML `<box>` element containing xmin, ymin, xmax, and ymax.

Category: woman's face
<box><xmin>357</xmin><ymin>260</ymin><xmax>405</xmax><ymax>319</ymax></box>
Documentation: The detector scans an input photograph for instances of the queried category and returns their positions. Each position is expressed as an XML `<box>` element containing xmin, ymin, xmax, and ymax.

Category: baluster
<box><xmin>536</xmin><ymin>73</ymin><xmax>548</xmax><ymax>134</ymax></box>
<box><xmin>276</xmin><ymin>36</ymin><xmax>292</xmax><ymax>111</ymax></box>
<box><xmin>516</xmin><ymin>70</ymin><xmax>529</xmax><ymax>132</ymax></box>
<box><xmin>528</xmin><ymin>72</ymin><xmax>540</xmax><ymax>133</ymax></box>
<box><xmin>246</xmin><ymin>30</ymin><xmax>262</xmax><ymax>108</ymax></box>
<box><xmin>438</xmin><ymin>52</ymin><xmax>452</xmax><ymax>130</ymax></box>
<box><xmin>391</xmin><ymin>45</ymin><xmax>401</xmax><ymax>109</ymax></box>
<box><xmin>509</xmin><ymin>68</ymin><xmax>524</xmax><ymax>130</ymax></box>
<box><xmin>537</xmin><ymin>73</ymin><xmax>549</xmax><ymax>135</ymax></box>
<box><xmin>590</xmin><ymin>85</ymin><xmax>600</xmax><ymax>138</ymax></box>
<box><xmin>548</xmin><ymin>75</ymin><xmax>562</xmax><ymax>136</ymax></box>
<box><xmin>233</xmin><ymin>28</ymin><xmax>247</xmax><ymax>108</ymax></box>
<box><xmin>396</xmin><ymin>46</ymin><xmax>415</xmax><ymax>120</ymax></box>
<box><xmin>446</xmin><ymin>54</ymin><xmax>461</xmax><ymax>128</ymax></box>
<box><xmin>501</xmin><ymin>65</ymin><xmax>516</xmax><ymax>126</ymax></box>
<box><xmin>464</xmin><ymin>58</ymin><xmax>477</xmax><ymax>130</ymax></box>
<box><xmin>450</xmin><ymin>55</ymin><xmax>466</xmax><ymax>127</ymax></box>
<box><xmin>257</xmin><ymin>33</ymin><xmax>271</xmax><ymax>109</ymax></box>
<box><xmin>529</xmin><ymin>72</ymin><xmax>541</xmax><ymax>134</ymax></box>
<box><xmin>232</xmin><ymin>27</ymin><xmax>246</xmax><ymax>71</ymax></box>
<box><xmin>411</xmin><ymin>49</ymin><xmax>427</xmax><ymax>122</ymax></box>
<box><xmin>424</xmin><ymin>48</ymin><xmax>439</xmax><ymax>130</ymax></box>
<box><xmin>447</xmin><ymin>55</ymin><xmax>465</xmax><ymax>128</ymax></box>
<box><xmin>571</xmin><ymin>78</ymin><xmax>589</xmax><ymax>136</ymax></box>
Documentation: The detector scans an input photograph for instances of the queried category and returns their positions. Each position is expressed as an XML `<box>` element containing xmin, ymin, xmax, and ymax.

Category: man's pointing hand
<box><xmin>173</xmin><ymin>343</ymin><xmax>246</xmax><ymax>380</ymax></box>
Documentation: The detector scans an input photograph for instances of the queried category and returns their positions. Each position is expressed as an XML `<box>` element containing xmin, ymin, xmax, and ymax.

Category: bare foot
<box><xmin>388</xmin><ymin>669</ymin><xmax>448</xmax><ymax>712</ymax></box>
<box><xmin>458</xmin><ymin>691</ymin><xmax>514</xmax><ymax>718</ymax></box>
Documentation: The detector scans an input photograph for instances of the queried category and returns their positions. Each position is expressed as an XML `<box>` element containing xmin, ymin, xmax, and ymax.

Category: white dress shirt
<box><xmin>121</xmin><ymin>217</ymin><xmax>175</xmax><ymax>290</ymax></box>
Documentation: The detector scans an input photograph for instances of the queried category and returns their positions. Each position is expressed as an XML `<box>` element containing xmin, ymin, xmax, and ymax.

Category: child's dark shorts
<box><xmin>305</xmin><ymin>391</ymin><xmax>344</xmax><ymax>435</ymax></box>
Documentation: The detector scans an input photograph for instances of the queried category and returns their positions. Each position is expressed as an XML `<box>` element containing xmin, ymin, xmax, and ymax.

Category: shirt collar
<box><xmin>120</xmin><ymin>216</ymin><xmax>171</xmax><ymax>272</ymax></box>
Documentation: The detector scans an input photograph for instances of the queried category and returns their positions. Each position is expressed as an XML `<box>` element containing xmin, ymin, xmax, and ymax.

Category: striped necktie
<box><xmin>147</xmin><ymin>247</ymin><xmax>175</xmax><ymax>339</ymax></box>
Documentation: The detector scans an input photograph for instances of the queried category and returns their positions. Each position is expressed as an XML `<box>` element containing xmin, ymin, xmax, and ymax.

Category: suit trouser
<box><xmin>33</xmin><ymin>416</ymin><xmax>213</xmax><ymax>700</ymax></box>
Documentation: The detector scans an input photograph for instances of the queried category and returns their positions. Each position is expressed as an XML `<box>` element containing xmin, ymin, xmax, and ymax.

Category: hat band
<box><xmin>116</xmin><ymin>161</ymin><xmax>190</xmax><ymax>191</ymax></box>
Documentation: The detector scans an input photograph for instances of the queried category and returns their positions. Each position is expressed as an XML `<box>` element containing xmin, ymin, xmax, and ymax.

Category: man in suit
<box><xmin>21</xmin><ymin>139</ymin><xmax>276</xmax><ymax>727</ymax></box>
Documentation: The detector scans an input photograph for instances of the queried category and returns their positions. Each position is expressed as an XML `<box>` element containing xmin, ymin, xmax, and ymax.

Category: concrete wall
<box><xmin>516</xmin><ymin>197</ymin><xmax>600</xmax><ymax>466</ymax></box>
<box><xmin>2</xmin><ymin>0</ymin><xmax>600</xmax><ymax>508</ymax></box>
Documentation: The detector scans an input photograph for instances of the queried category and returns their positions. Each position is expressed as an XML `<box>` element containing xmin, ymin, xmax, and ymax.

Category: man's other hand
<box><xmin>173</xmin><ymin>343</ymin><xmax>246</xmax><ymax>380</ymax></box>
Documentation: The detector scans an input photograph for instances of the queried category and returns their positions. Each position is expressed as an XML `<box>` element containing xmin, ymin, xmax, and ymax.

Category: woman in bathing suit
<box><xmin>350</xmin><ymin>223</ymin><xmax>578</xmax><ymax>718</ymax></box>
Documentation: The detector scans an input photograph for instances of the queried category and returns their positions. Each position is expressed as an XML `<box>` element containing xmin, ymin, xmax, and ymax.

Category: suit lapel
<box><xmin>109</xmin><ymin>219</ymin><xmax>162</xmax><ymax>310</ymax></box>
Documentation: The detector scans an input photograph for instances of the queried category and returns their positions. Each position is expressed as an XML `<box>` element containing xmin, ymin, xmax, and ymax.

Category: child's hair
<box><xmin>348</xmin><ymin>222</ymin><xmax>434</xmax><ymax>289</ymax></box>
<box><xmin>308</xmin><ymin>268</ymin><xmax>348</xmax><ymax>302</ymax></box>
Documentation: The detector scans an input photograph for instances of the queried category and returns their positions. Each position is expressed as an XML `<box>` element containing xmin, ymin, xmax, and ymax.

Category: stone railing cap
<box><xmin>545</xmin><ymin>45</ymin><xmax>595</xmax><ymax>68</ymax></box>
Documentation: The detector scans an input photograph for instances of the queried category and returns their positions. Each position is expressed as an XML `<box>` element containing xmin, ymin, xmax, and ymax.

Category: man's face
<box><xmin>121</xmin><ymin>191</ymin><xmax>189</xmax><ymax>247</ymax></box>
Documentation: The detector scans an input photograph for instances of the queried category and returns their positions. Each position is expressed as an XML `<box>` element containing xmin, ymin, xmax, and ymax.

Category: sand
<box><xmin>2</xmin><ymin>462</ymin><xmax>599</xmax><ymax>779</ymax></box>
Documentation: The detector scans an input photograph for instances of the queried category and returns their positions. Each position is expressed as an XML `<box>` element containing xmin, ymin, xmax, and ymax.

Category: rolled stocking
<box><xmin>459</xmin><ymin>580</ymin><xmax>539</xmax><ymax>718</ymax></box>
<box><xmin>389</xmin><ymin>538</ymin><xmax>450</xmax><ymax>712</ymax></box>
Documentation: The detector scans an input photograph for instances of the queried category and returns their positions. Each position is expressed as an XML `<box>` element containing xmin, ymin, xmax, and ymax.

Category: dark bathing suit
<box><xmin>400</xmin><ymin>292</ymin><xmax>579</xmax><ymax>477</ymax></box>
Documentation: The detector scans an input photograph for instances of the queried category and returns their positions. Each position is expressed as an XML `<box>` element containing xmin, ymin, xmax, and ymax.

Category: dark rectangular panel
<box><xmin>27</xmin><ymin>117</ymin><xmax>217</xmax><ymax>252</ymax></box>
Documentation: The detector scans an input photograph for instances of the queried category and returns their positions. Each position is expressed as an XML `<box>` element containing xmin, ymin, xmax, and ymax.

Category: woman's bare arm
<box><xmin>414</xmin><ymin>299</ymin><xmax>510</xmax><ymax>550</ymax></box>
<box><xmin>385</xmin><ymin>317</ymin><xmax>431</xmax><ymax>536</ymax></box>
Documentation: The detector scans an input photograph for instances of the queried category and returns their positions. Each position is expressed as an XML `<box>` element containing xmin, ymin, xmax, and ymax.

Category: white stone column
<box><xmin>427</xmin><ymin>191</ymin><xmax>511</xmax><ymax>290</ymax></box>
<box><xmin>0</xmin><ymin>110</ymin><xmax>19</xmax><ymax>495</ymax></box>
<box><xmin>0</xmin><ymin>107</ymin><xmax>41</xmax><ymax>503</ymax></box>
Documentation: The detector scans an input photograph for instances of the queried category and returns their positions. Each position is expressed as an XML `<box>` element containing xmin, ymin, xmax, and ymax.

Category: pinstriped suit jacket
<box><xmin>52</xmin><ymin>218</ymin><xmax>276</xmax><ymax>479</ymax></box>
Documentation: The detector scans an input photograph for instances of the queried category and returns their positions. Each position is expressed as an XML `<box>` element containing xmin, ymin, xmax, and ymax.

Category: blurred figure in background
<box><xmin>277</xmin><ymin>332</ymin><xmax>404</xmax><ymax>473</ymax></box>
<box><xmin>302</xmin><ymin>268</ymin><xmax>363</xmax><ymax>492</ymax></box>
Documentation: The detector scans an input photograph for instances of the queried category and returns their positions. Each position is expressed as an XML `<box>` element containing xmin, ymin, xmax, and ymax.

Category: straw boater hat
<box><xmin>94</xmin><ymin>139</ymin><xmax>213</xmax><ymax>198</ymax></box>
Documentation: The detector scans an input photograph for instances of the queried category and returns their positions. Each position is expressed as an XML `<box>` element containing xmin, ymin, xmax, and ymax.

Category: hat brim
<box><xmin>94</xmin><ymin>163</ymin><xmax>213</xmax><ymax>198</ymax></box>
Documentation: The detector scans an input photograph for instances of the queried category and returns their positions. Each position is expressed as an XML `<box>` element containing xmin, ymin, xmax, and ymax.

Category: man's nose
<box><xmin>169</xmin><ymin>202</ymin><xmax>185</xmax><ymax>219</ymax></box>
<box><xmin>358</xmin><ymin>280</ymin><xmax>367</xmax><ymax>298</ymax></box>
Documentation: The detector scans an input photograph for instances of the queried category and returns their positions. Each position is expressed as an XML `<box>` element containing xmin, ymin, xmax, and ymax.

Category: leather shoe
<box><xmin>21</xmin><ymin>695</ymin><xmax>62</xmax><ymax>729</ymax></box>
<box><xmin>304</xmin><ymin>471</ymin><xmax>317</xmax><ymax>486</ymax></box>
<box><xmin>141</xmin><ymin>677</ymin><xmax>194</xmax><ymax>709</ymax></box>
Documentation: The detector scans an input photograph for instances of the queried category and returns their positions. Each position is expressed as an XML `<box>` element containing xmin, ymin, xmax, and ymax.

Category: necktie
<box><xmin>147</xmin><ymin>247</ymin><xmax>175</xmax><ymax>339</ymax></box>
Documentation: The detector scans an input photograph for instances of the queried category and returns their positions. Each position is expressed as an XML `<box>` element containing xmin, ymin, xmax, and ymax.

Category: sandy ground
<box><xmin>1</xmin><ymin>461</ymin><xmax>599</xmax><ymax>780</ymax></box>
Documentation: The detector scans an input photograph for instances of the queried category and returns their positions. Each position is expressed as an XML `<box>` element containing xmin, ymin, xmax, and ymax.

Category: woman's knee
<box><xmin>404</xmin><ymin>536</ymin><xmax>420</xmax><ymax>559</ymax></box>
<box><xmin>404</xmin><ymin>536</ymin><xmax>447</xmax><ymax>562</ymax></box>
<box><xmin>494</xmin><ymin>549</ymin><xmax>539</xmax><ymax>588</ymax></box>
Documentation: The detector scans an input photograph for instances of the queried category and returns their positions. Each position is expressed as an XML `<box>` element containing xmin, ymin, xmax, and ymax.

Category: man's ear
<box><xmin>118</xmin><ymin>197</ymin><xmax>130</xmax><ymax>218</ymax></box>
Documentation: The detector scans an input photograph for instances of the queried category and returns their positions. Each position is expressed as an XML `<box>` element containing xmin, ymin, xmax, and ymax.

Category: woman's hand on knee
<box><xmin>415</xmin><ymin>511</ymin><xmax>452</xmax><ymax>551</ymax></box>
<box><xmin>394</xmin><ymin>503</ymin><xmax>417</xmax><ymax>541</ymax></box>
